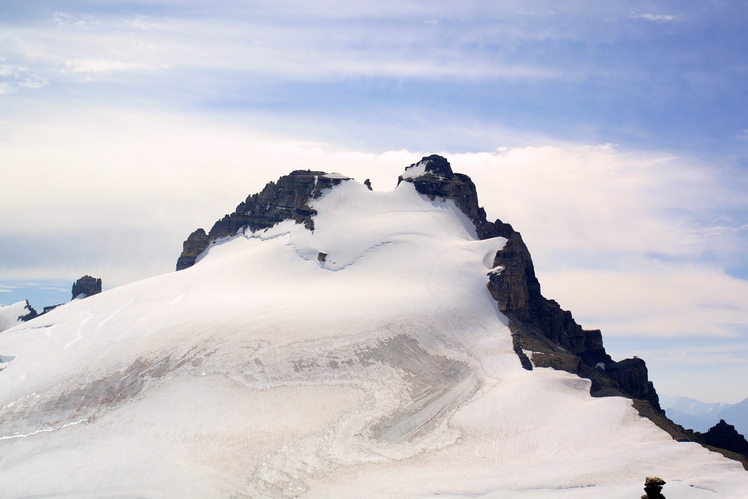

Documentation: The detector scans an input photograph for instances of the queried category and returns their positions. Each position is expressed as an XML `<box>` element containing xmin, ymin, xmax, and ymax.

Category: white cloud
<box><xmin>452</xmin><ymin>146</ymin><xmax>714</xmax><ymax>259</ymax></box>
<box><xmin>0</xmin><ymin>64</ymin><xmax>25</xmax><ymax>77</ymax></box>
<box><xmin>0</xmin><ymin>8</ymin><xmax>567</xmax><ymax>87</ymax></box>
<box><xmin>63</xmin><ymin>59</ymin><xmax>156</xmax><ymax>73</ymax></box>
<box><xmin>540</xmin><ymin>264</ymin><xmax>748</xmax><ymax>338</ymax></box>
<box><xmin>445</xmin><ymin>147</ymin><xmax>748</xmax><ymax>341</ymax></box>
<box><xmin>53</xmin><ymin>12</ymin><xmax>99</xmax><ymax>27</ymax></box>
<box><xmin>631</xmin><ymin>13</ymin><xmax>680</xmax><ymax>22</ymax></box>
<box><xmin>644</xmin><ymin>341</ymin><xmax>748</xmax><ymax>366</ymax></box>
<box><xmin>619</xmin><ymin>344</ymin><xmax>748</xmax><ymax>403</ymax></box>
<box><xmin>0</xmin><ymin>63</ymin><xmax>48</xmax><ymax>93</ymax></box>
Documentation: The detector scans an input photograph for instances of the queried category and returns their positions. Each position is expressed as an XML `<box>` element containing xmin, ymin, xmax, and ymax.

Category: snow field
<box><xmin>1</xmin><ymin>178</ymin><xmax>747</xmax><ymax>497</ymax></box>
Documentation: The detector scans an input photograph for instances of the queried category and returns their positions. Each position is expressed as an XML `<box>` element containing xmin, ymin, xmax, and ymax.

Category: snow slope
<box><xmin>0</xmin><ymin>300</ymin><xmax>33</xmax><ymax>333</ymax></box>
<box><xmin>1</xmin><ymin>178</ymin><xmax>746</xmax><ymax>498</ymax></box>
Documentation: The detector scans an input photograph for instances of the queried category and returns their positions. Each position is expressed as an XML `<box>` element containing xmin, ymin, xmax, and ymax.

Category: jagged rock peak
<box><xmin>401</xmin><ymin>154</ymin><xmax>454</xmax><ymax>177</ymax></box>
<box><xmin>698</xmin><ymin>419</ymin><xmax>748</xmax><ymax>457</ymax></box>
<box><xmin>398</xmin><ymin>155</ymin><xmax>499</xmax><ymax>239</ymax></box>
<box><xmin>176</xmin><ymin>170</ymin><xmax>350</xmax><ymax>271</ymax></box>
<box><xmin>487</xmin><ymin>217</ymin><xmax>661</xmax><ymax>411</ymax></box>
<box><xmin>72</xmin><ymin>276</ymin><xmax>102</xmax><ymax>300</ymax></box>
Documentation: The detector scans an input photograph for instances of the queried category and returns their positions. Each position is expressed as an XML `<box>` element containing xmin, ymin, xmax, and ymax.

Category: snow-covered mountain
<box><xmin>1</xmin><ymin>156</ymin><xmax>747</xmax><ymax>498</ymax></box>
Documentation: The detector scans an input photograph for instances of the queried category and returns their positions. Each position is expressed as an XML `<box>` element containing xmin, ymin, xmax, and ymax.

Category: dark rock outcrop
<box><xmin>19</xmin><ymin>300</ymin><xmax>38</xmax><ymax>322</ymax></box>
<box><xmin>72</xmin><ymin>276</ymin><xmax>102</xmax><ymax>300</ymax></box>
<box><xmin>176</xmin><ymin>170</ymin><xmax>350</xmax><ymax>270</ymax></box>
<box><xmin>491</xmin><ymin>228</ymin><xmax>660</xmax><ymax>408</ymax></box>
<box><xmin>487</xmin><ymin>222</ymin><xmax>661</xmax><ymax>410</ymax></box>
<box><xmin>399</xmin><ymin>155</ymin><xmax>661</xmax><ymax>410</ymax></box>
<box><xmin>176</xmin><ymin>229</ymin><xmax>211</xmax><ymax>271</ymax></box>
<box><xmin>698</xmin><ymin>420</ymin><xmax>748</xmax><ymax>456</ymax></box>
<box><xmin>487</xmin><ymin>227</ymin><xmax>606</xmax><ymax>360</ymax></box>
<box><xmin>397</xmin><ymin>155</ymin><xmax>498</xmax><ymax>239</ymax></box>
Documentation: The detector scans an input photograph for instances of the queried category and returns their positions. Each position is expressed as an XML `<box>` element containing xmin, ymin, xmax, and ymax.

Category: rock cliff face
<box><xmin>399</xmin><ymin>155</ymin><xmax>661</xmax><ymax>411</ymax></box>
<box><xmin>72</xmin><ymin>276</ymin><xmax>102</xmax><ymax>300</ymax></box>
<box><xmin>397</xmin><ymin>155</ymin><xmax>498</xmax><ymax>239</ymax></box>
<box><xmin>176</xmin><ymin>229</ymin><xmax>211</xmax><ymax>271</ymax></box>
<box><xmin>176</xmin><ymin>170</ymin><xmax>350</xmax><ymax>270</ymax></box>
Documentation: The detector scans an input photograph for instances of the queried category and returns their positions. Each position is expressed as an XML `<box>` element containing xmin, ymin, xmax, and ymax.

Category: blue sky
<box><xmin>2</xmin><ymin>0</ymin><xmax>748</xmax><ymax>403</ymax></box>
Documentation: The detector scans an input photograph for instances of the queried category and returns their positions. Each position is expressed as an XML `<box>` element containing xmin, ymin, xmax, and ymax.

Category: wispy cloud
<box><xmin>643</xmin><ymin>342</ymin><xmax>748</xmax><ymax>366</ymax></box>
<box><xmin>63</xmin><ymin>59</ymin><xmax>157</xmax><ymax>73</ymax></box>
<box><xmin>631</xmin><ymin>13</ymin><xmax>680</xmax><ymax>22</ymax></box>
<box><xmin>0</xmin><ymin>63</ymin><xmax>48</xmax><ymax>93</ymax></box>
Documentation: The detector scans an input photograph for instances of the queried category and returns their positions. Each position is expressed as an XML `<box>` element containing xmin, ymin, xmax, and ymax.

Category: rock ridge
<box><xmin>400</xmin><ymin>155</ymin><xmax>660</xmax><ymax>410</ymax></box>
<box><xmin>176</xmin><ymin>170</ymin><xmax>350</xmax><ymax>270</ymax></box>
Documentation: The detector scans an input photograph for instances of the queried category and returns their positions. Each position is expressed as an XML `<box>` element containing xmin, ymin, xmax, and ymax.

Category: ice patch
<box><xmin>0</xmin><ymin>354</ymin><xmax>14</xmax><ymax>372</ymax></box>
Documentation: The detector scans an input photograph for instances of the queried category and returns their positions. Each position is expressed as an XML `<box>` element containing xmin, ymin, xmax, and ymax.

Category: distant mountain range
<box><xmin>661</xmin><ymin>394</ymin><xmax>748</xmax><ymax>436</ymax></box>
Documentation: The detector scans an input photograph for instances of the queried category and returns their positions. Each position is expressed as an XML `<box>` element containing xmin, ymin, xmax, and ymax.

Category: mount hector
<box><xmin>1</xmin><ymin>156</ymin><xmax>746</xmax><ymax>498</ymax></box>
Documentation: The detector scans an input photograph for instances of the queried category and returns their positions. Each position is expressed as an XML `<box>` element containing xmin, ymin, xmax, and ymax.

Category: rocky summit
<box><xmin>397</xmin><ymin>156</ymin><xmax>662</xmax><ymax>409</ymax></box>
<box><xmin>71</xmin><ymin>275</ymin><xmax>102</xmax><ymax>300</ymax></box>
<box><xmin>176</xmin><ymin>170</ymin><xmax>350</xmax><ymax>270</ymax></box>
<box><xmin>4</xmin><ymin>155</ymin><xmax>746</xmax><ymax>498</ymax></box>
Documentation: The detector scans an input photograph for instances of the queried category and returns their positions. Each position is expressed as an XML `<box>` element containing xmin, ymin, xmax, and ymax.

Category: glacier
<box><xmin>1</xmin><ymin>169</ymin><xmax>747</xmax><ymax>498</ymax></box>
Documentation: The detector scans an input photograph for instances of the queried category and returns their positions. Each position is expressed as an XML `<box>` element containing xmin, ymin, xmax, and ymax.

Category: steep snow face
<box><xmin>0</xmin><ymin>179</ymin><xmax>747</xmax><ymax>498</ymax></box>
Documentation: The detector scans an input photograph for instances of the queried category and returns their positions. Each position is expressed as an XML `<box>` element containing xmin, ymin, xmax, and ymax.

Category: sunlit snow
<box><xmin>0</xmin><ymin>301</ymin><xmax>31</xmax><ymax>333</ymax></box>
<box><xmin>0</xmin><ymin>179</ymin><xmax>746</xmax><ymax>498</ymax></box>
